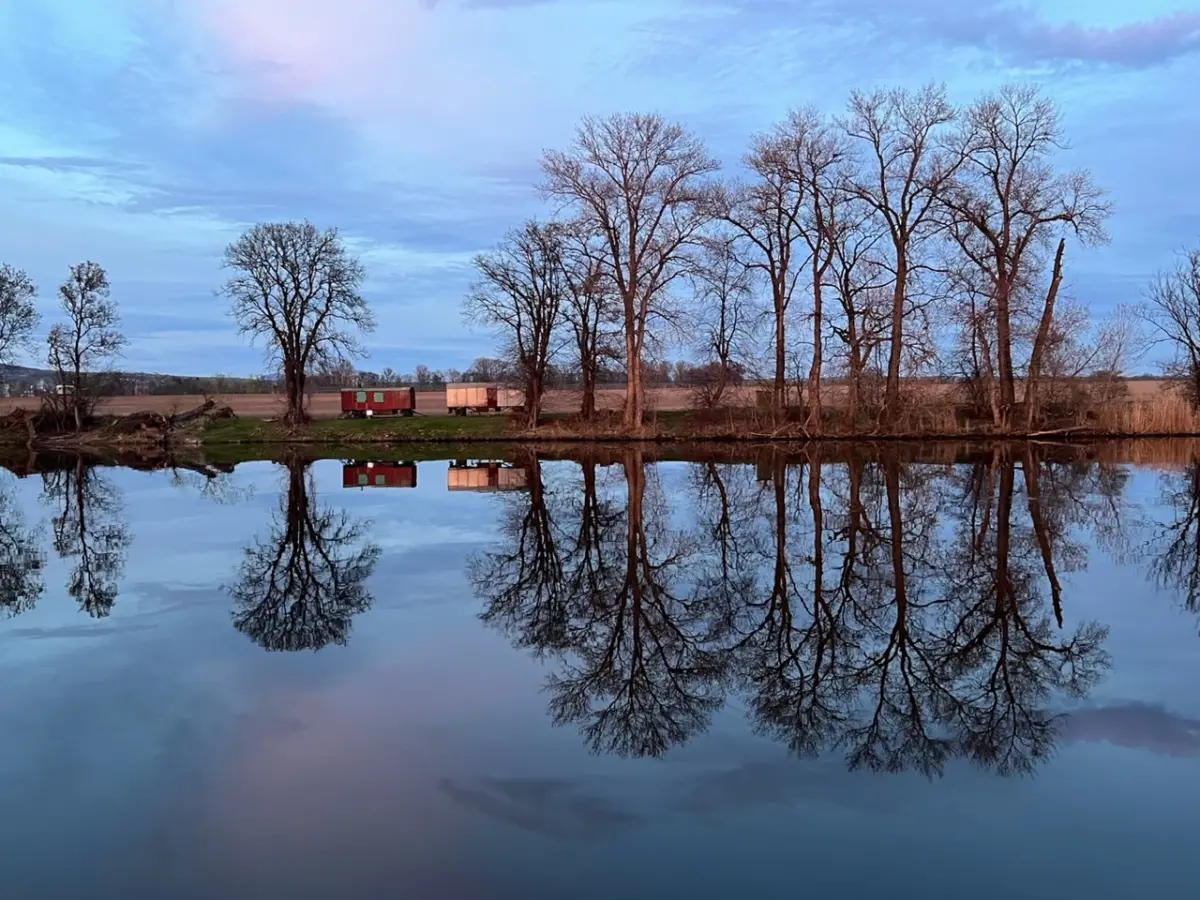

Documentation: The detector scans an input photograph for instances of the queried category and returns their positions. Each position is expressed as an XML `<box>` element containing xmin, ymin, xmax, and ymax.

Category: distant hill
<box><xmin>0</xmin><ymin>364</ymin><xmax>277</xmax><ymax>397</ymax></box>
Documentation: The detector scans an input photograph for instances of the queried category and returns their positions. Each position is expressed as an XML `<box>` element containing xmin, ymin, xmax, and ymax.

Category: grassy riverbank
<box><xmin>9</xmin><ymin>395</ymin><xmax>1200</xmax><ymax>453</ymax></box>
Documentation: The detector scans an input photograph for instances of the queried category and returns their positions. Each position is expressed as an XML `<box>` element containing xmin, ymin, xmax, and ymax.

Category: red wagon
<box><xmin>342</xmin><ymin>461</ymin><xmax>417</xmax><ymax>489</ymax></box>
<box><xmin>340</xmin><ymin>387</ymin><xmax>416</xmax><ymax>418</ymax></box>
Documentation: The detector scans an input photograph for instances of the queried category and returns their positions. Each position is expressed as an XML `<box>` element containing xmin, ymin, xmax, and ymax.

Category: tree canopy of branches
<box><xmin>946</xmin><ymin>84</ymin><xmax>1110</xmax><ymax>429</ymax></box>
<box><xmin>221</xmin><ymin>221</ymin><xmax>374</xmax><ymax>425</ymax></box>
<box><xmin>843</xmin><ymin>85</ymin><xmax>961</xmax><ymax>421</ymax></box>
<box><xmin>1139</xmin><ymin>246</ymin><xmax>1200</xmax><ymax>405</ymax></box>
<box><xmin>542</xmin><ymin>113</ymin><xmax>719</xmax><ymax>429</ymax></box>
<box><xmin>0</xmin><ymin>481</ymin><xmax>44</xmax><ymax>618</ymax></box>
<box><xmin>464</xmin><ymin>82</ymin><xmax>1122</xmax><ymax>435</ymax></box>
<box><xmin>0</xmin><ymin>264</ymin><xmax>39</xmax><ymax>369</ymax></box>
<box><xmin>228</xmin><ymin>458</ymin><xmax>380</xmax><ymax>651</ymax></box>
<box><xmin>46</xmin><ymin>261</ymin><xmax>126</xmax><ymax>431</ymax></box>
<box><xmin>465</xmin><ymin>221</ymin><xmax>567</xmax><ymax>427</ymax></box>
<box><xmin>42</xmin><ymin>458</ymin><xmax>130</xmax><ymax>618</ymax></box>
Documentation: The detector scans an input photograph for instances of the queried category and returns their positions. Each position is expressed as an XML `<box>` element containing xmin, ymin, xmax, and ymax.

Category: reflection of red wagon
<box><xmin>447</xmin><ymin>460</ymin><xmax>528</xmax><ymax>492</ymax></box>
<box><xmin>342</xmin><ymin>461</ymin><xmax>417</xmax><ymax>489</ymax></box>
<box><xmin>340</xmin><ymin>387</ymin><xmax>416</xmax><ymax>418</ymax></box>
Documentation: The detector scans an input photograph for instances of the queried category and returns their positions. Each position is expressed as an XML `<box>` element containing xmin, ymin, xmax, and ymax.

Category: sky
<box><xmin>1</xmin><ymin>0</ymin><xmax>1198</xmax><ymax>377</ymax></box>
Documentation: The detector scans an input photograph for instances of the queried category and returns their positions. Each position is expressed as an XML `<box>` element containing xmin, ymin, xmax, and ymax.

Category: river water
<box><xmin>1</xmin><ymin>444</ymin><xmax>1198</xmax><ymax>899</ymax></box>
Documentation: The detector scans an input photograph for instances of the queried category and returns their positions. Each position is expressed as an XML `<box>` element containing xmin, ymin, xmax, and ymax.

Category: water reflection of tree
<box><xmin>41</xmin><ymin>458</ymin><xmax>130</xmax><ymax>617</ymax></box>
<box><xmin>228</xmin><ymin>458</ymin><xmax>380</xmax><ymax>651</ymax></box>
<box><xmin>1149</xmin><ymin>461</ymin><xmax>1200</xmax><ymax>615</ymax></box>
<box><xmin>0</xmin><ymin>481</ymin><xmax>44</xmax><ymax>617</ymax></box>
<box><xmin>474</xmin><ymin>447</ymin><xmax>1116</xmax><ymax>776</ymax></box>
<box><xmin>474</xmin><ymin>452</ymin><xmax>729</xmax><ymax>757</ymax></box>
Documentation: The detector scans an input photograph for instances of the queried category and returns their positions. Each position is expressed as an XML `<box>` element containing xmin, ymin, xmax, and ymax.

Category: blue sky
<box><xmin>2</xmin><ymin>0</ymin><xmax>1198</xmax><ymax>376</ymax></box>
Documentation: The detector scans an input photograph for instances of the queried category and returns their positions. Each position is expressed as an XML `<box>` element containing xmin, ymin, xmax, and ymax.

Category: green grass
<box><xmin>199</xmin><ymin>413</ymin><xmax>520</xmax><ymax>445</ymax></box>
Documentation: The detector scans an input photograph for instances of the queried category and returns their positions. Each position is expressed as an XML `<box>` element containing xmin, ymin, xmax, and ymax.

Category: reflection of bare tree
<box><xmin>475</xmin><ymin>451</ymin><xmax>729</xmax><ymax>757</ymax></box>
<box><xmin>934</xmin><ymin>455</ymin><xmax>1110</xmax><ymax>776</ymax></box>
<box><xmin>41</xmin><ymin>458</ymin><xmax>130</xmax><ymax>618</ymax></box>
<box><xmin>1149</xmin><ymin>461</ymin><xmax>1200</xmax><ymax>616</ymax></box>
<box><xmin>474</xmin><ymin>447</ymin><xmax>1118</xmax><ymax>776</ymax></box>
<box><xmin>0</xmin><ymin>481</ymin><xmax>44</xmax><ymax>617</ymax></box>
<box><xmin>228</xmin><ymin>458</ymin><xmax>379</xmax><ymax>651</ymax></box>
<box><xmin>473</xmin><ymin>454</ymin><xmax>571</xmax><ymax>652</ymax></box>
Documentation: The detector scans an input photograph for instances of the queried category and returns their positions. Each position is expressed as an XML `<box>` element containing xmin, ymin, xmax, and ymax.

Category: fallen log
<box><xmin>168</xmin><ymin>398</ymin><xmax>216</xmax><ymax>426</ymax></box>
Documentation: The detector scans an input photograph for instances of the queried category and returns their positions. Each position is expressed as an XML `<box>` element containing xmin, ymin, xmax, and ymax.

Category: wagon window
<box><xmin>374</xmin><ymin>391</ymin><xmax>384</xmax><ymax>403</ymax></box>
<box><xmin>357</xmin><ymin>474</ymin><xmax>368</xmax><ymax>485</ymax></box>
<box><xmin>375</xmin><ymin>474</ymin><xmax>386</xmax><ymax>485</ymax></box>
<box><xmin>356</xmin><ymin>391</ymin><xmax>366</xmax><ymax>403</ymax></box>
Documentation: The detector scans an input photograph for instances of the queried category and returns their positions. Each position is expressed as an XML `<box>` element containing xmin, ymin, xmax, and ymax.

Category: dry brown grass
<box><xmin>1092</xmin><ymin>393</ymin><xmax>1200</xmax><ymax>436</ymax></box>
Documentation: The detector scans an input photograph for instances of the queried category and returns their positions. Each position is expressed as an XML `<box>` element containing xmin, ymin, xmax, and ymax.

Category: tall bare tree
<box><xmin>1139</xmin><ymin>246</ymin><xmax>1200</xmax><ymax>405</ymax></box>
<box><xmin>466</xmin><ymin>220</ymin><xmax>567</xmax><ymax>428</ymax></box>
<box><xmin>542</xmin><ymin>113</ymin><xmax>719</xmax><ymax>429</ymax></box>
<box><xmin>47</xmin><ymin>261</ymin><xmax>126</xmax><ymax>431</ymax></box>
<box><xmin>221</xmin><ymin>221</ymin><xmax>373</xmax><ymax>426</ymax></box>
<box><xmin>826</xmin><ymin>206</ymin><xmax>890</xmax><ymax>424</ymax></box>
<box><xmin>689</xmin><ymin>235</ymin><xmax>753</xmax><ymax>408</ymax></box>
<box><xmin>716</xmin><ymin>112</ymin><xmax>814</xmax><ymax>413</ymax></box>
<box><xmin>843</xmin><ymin>85</ymin><xmax>961</xmax><ymax>421</ymax></box>
<box><xmin>795</xmin><ymin>116</ymin><xmax>849</xmax><ymax>428</ymax></box>
<box><xmin>0</xmin><ymin>264</ymin><xmax>39</xmax><ymax>371</ymax></box>
<box><xmin>945</xmin><ymin>85</ymin><xmax>1110</xmax><ymax>429</ymax></box>
<box><xmin>558</xmin><ymin>221</ymin><xmax>618</xmax><ymax>421</ymax></box>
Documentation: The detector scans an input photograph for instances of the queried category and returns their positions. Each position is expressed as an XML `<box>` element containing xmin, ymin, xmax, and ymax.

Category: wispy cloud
<box><xmin>1</xmin><ymin>0</ymin><xmax>1198</xmax><ymax>373</ymax></box>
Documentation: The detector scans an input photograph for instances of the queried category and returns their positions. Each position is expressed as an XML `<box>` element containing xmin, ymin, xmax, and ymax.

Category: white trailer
<box><xmin>445</xmin><ymin>383</ymin><xmax>525</xmax><ymax>415</ymax></box>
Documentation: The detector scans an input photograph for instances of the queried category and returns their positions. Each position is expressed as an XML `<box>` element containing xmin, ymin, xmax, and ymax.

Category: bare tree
<box><xmin>221</xmin><ymin>221</ymin><xmax>373</xmax><ymax>426</ymax></box>
<box><xmin>466</xmin><ymin>220</ymin><xmax>566</xmax><ymax>427</ymax></box>
<box><xmin>843</xmin><ymin>85</ymin><xmax>961</xmax><ymax>421</ymax></box>
<box><xmin>689</xmin><ymin>235</ymin><xmax>753</xmax><ymax>407</ymax></box>
<box><xmin>542</xmin><ymin>113</ymin><xmax>719</xmax><ymax>429</ymax></box>
<box><xmin>795</xmin><ymin>116</ymin><xmax>849</xmax><ymax>428</ymax></box>
<box><xmin>945</xmin><ymin>85</ymin><xmax>1110</xmax><ymax>429</ymax></box>
<box><xmin>715</xmin><ymin>113</ymin><xmax>813</xmax><ymax>414</ymax></box>
<box><xmin>1139</xmin><ymin>247</ymin><xmax>1200</xmax><ymax>405</ymax></box>
<box><xmin>46</xmin><ymin>261</ymin><xmax>126</xmax><ymax>431</ymax></box>
<box><xmin>826</xmin><ymin>210</ymin><xmax>891</xmax><ymax>424</ymax></box>
<box><xmin>229</xmin><ymin>458</ymin><xmax>379</xmax><ymax>651</ymax></box>
<box><xmin>0</xmin><ymin>264</ymin><xmax>39</xmax><ymax>370</ymax></box>
<box><xmin>558</xmin><ymin>220</ymin><xmax>618</xmax><ymax>421</ymax></box>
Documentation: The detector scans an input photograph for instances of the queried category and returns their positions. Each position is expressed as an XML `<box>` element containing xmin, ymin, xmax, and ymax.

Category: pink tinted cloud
<box><xmin>185</xmin><ymin>0</ymin><xmax>496</xmax><ymax>121</ymax></box>
<box><xmin>1022</xmin><ymin>12</ymin><xmax>1200</xmax><ymax>66</ymax></box>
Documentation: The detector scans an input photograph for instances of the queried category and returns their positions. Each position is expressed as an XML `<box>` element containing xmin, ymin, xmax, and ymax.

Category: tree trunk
<box><xmin>884</xmin><ymin>255</ymin><xmax>906</xmax><ymax>421</ymax></box>
<box><xmin>525</xmin><ymin>371</ymin><xmax>542</xmax><ymax>430</ymax></box>
<box><xmin>774</xmin><ymin>286</ymin><xmax>787</xmax><ymax>416</ymax></box>
<box><xmin>995</xmin><ymin>276</ymin><xmax>1016</xmax><ymax>429</ymax></box>
<box><xmin>284</xmin><ymin>365</ymin><xmax>307</xmax><ymax>426</ymax></box>
<box><xmin>580</xmin><ymin>358</ymin><xmax>597</xmax><ymax>421</ymax></box>
<box><xmin>622</xmin><ymin>324</ymin><xmax>641</xmax><ymax>430</ymax></box>
<box><xmin>1023</xmin><ymin>239</ymin><xmax>1067</xmax><ymax>432</ymax></box>
<box><xmin>807</xmin><ymin>259</ymin><xmax>824</xmax><ymax>431</ymax></box>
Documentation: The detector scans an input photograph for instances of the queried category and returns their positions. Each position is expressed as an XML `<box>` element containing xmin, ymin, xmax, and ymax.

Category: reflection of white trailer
<box><xmin>447</xmin><ymin>461</ymin><xmax>529</xmax><ymax>492</ymax></box>
<box><xmin>446</xmin><ymin>382</ymin><xmax>525</xmax><ymax>415</ymax></box>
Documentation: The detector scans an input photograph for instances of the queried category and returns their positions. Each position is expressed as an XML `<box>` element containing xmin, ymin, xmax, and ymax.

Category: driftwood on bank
<box><xmin>1</xmin><ymin>398</ymin><xmax>236</xmax><ymax>448</ymax></box>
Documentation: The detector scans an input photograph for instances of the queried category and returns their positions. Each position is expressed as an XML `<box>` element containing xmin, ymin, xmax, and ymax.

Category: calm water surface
<box><xmin>2</xmin><ymin>445</ymin><xmax>1199</xmax><ymax>899</ymax></box>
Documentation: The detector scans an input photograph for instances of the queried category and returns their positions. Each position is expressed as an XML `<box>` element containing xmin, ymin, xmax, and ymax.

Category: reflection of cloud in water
<box><xmin>437</xmin><ymin>776</ymin><xmax>643</xmax><ymax>838</ymax></box>
<box><xmin>441</xmin><ymin>705</ymin><xmax>1200</xmax><ymax>837</ymax></box>
<box><xmin>1060</xmin><ymin>702</ymin><xmax>1200</xmax><ymax>757</ymax></box>
<box><xmin>668</xmin><ymin>758</ymin><xmax>912</xmax><ymax>818</ymax></box>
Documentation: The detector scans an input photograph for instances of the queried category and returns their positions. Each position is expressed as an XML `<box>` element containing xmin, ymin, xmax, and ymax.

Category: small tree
<box><xmin>46</xmin><ymin>262</ymin><xmax>126</xmax><ymax>431</ymax></box>
<box><xmin>465</xmin><ymin>221</ymin><xmax>566</xmax><ymax>427</ymax></box>
<box><xmin>1139</xmin><ymin>247</ymin><xmax>1200</xmax><ymax>405</ymax></box>
<box><xmin>222</xmin><ymin>221</ymin><xmax>374</xmax><ymax>426</ymax></box>
<box><xmin>689</xmin><ymin>236</ymin><xmax>753</xmax><ymax>408</ymax></box>
<box><xmin>0</xmin><ymin>264</ymin><xmax>40</xmax><ymax>370</ymax></box>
